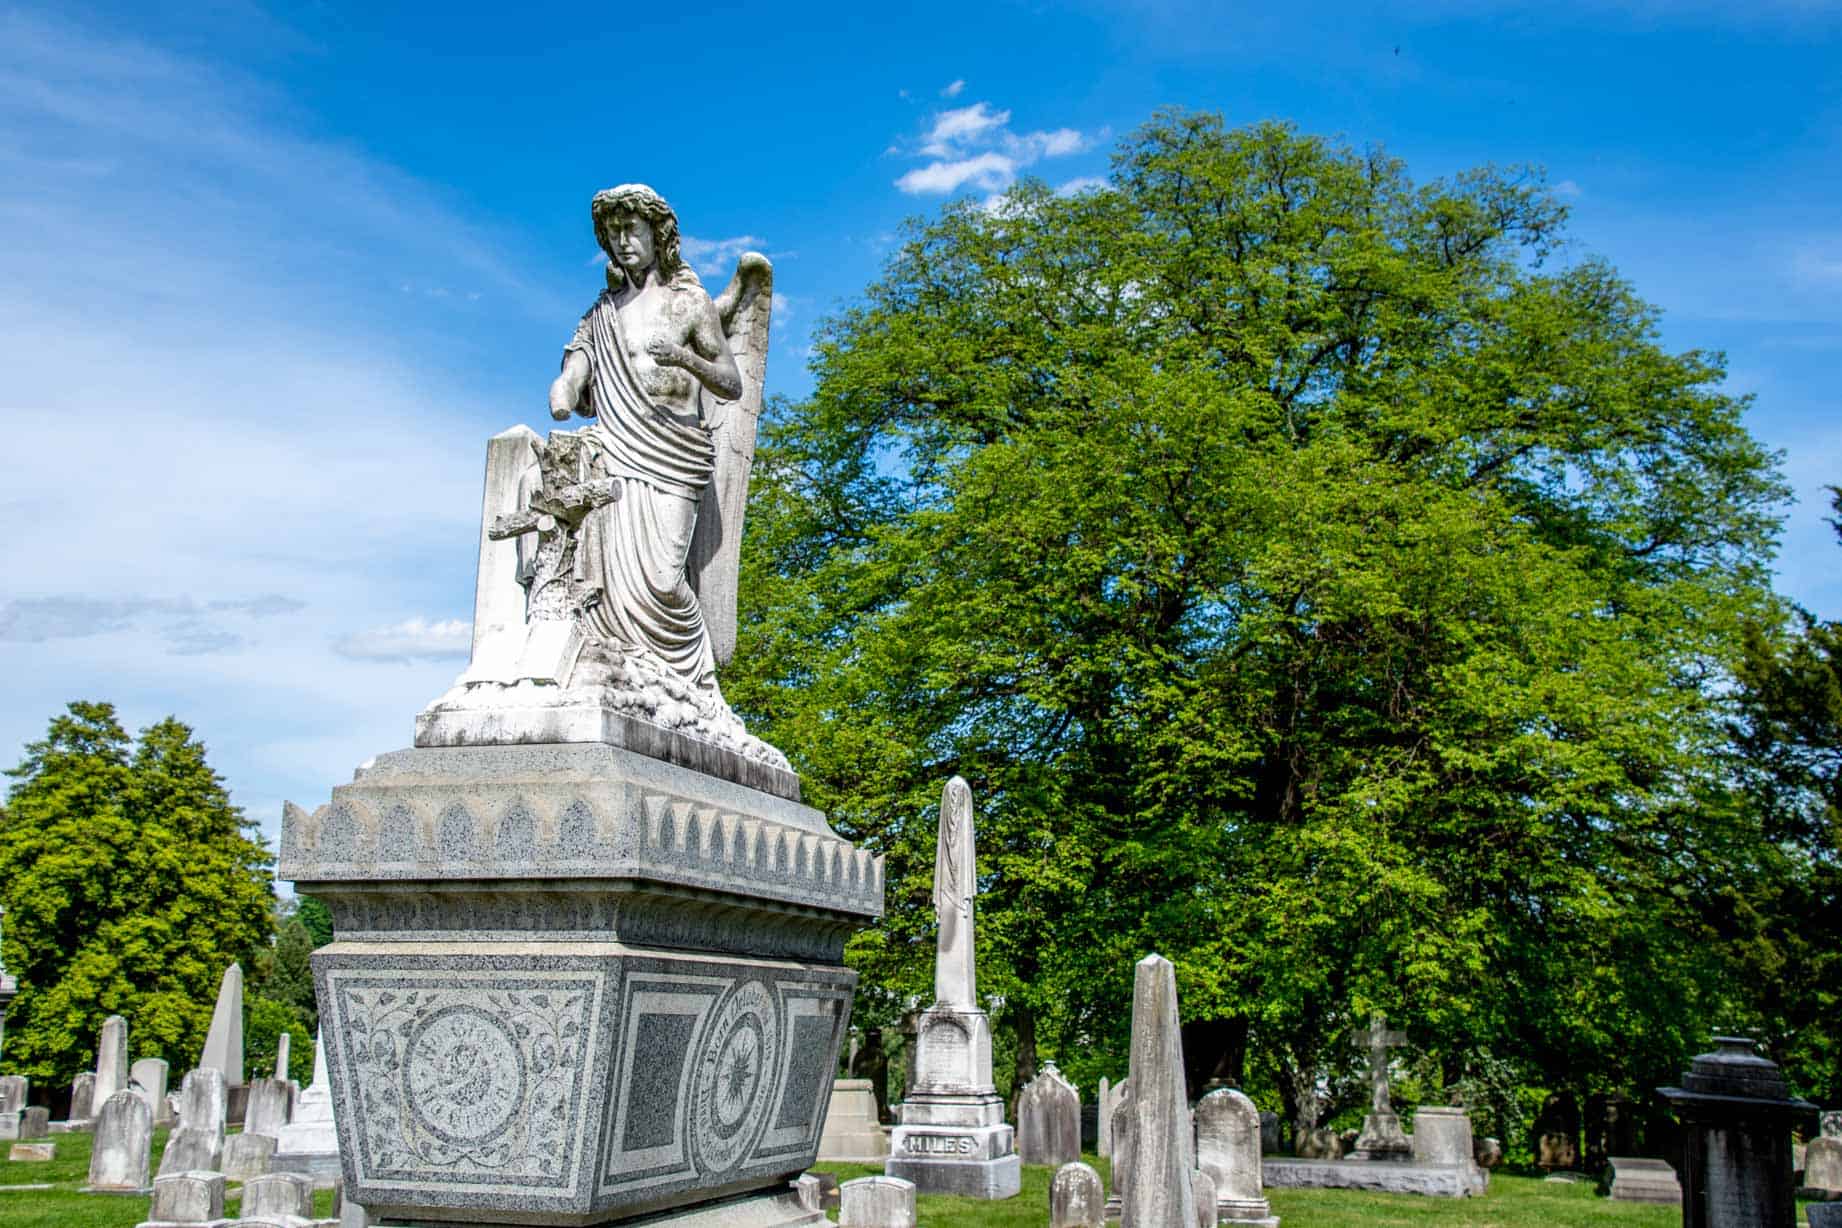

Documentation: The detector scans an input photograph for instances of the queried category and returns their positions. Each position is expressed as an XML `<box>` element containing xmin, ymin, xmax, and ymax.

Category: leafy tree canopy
<box><xmin>726</xmin><ymin>112</ymin><xmax>1793</xmax><ymax>1120</ymax></box>
<box><xmin>0</xmin><ymin>703</ymin><xmax>274</xmax><ymax>1083</ymax></box>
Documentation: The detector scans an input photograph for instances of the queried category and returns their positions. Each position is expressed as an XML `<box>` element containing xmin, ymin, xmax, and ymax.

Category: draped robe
<box><xmin>564</xmin><ymin>287</ymin><xmax>719</xmax><ymax>691</ymax></box>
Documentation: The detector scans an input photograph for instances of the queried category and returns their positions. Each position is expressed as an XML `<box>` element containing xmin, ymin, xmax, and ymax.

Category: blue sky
<box><xmin>2</xmin><ymin>0</ymin><xmax>1838</xmax><ymax>860</ymax></box>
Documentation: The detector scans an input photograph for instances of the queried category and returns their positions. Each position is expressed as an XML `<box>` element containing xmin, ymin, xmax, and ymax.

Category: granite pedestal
<box><xmin>281</xmin><ymin>741</ymin><xmax>882</xmax><ymax>1226</ymax></box>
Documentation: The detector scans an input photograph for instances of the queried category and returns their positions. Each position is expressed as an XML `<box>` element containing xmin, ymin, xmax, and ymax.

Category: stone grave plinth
<box><xmin>1660</xmin><ymin>1035</ymin><xmax>1813</xmax><ymax>1228</ymax></box>
<box><xmin>282</xmin><ymin>741</ymin><xmax>881</xmax><ymax>1225</ymax></box>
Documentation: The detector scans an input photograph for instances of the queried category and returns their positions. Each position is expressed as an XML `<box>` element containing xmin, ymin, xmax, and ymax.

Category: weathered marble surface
<box><xmin>1349</xmin><ymin>1014</ymin><xmax>1412</xmax><ymax>1161</ymax></box>
<box><xmin>245</xmin><ymin>1077</ymin><xmax>293</xmax><ymax>1139</ymax></box>
<box><xmin>1262</xmin><ymin>1157</ymin><xmax>1483</xmax><ymax>1197</ymax></box>
<box><xmin>1608</xmin><ymin>1156</ymin><xmax>1682</xmax><ymax>1204</ymax></box>
<box><xmin>838</xmin><ymin>1175</ymin><xmax>916</xmax><ymax>1228</ymax></box>
<box><xmin>87</xmin><ymin>1089</ymin><xmax>153</xmax><ymax>1192</ymax></box>
<box><xmin>144</xmin><ymin>1170</ymin><xmax>226</xmax><ymax>1225</ymax></box>
<box><xmin>1095</xmin><ymin>1076</ymin><xmax>1114</xmax><ymax>1158</ymax></box>
<box><xmin>7</xmin><ymin>1141</ymin><xmax>53</xmax><ymax>1162</ymax></box>
<box><xmin>132</xmin><ymin>1058</ymin><xmax>172</xmax><ymax>1127</ymax></box>
<box><xmin>0</xmin><ymin>1075</ymin><xmax>27</xmax><ymax>1115</ymax></box>
<box><xmin>226</xmin><ymin>1131</ymin><xmax>278</xmax><ymax>1179</ymax></box>
<box><xmin>885</xmin><ymin>779</ymin><xmax>1019</xmax><ymax>1199</ymax></box>
<box><xmin>95</xmin><ymin>1015</ymin><xmax>130</xmax><ymax>1107</ymax></box>
<box><xmin>816</xmin><ymin>1079</ymin><xmax>888</xmax><ymax>1162</ymax></box>
<box><xmin>1017</xmin><ymin>1064</ymin><xmax>1080</xmax><ymax>1168</ymax></box>
<box><xmin>202</xmin><ymin>964</ymin><xmax>246</xmax><ymax>1088</ymax></box>
<box><xmin>1191</xmin><ymin>1170</ymin><xmax>1218</xmax><ymax>1228</ymax></box>
<box><xmin>1051</xmin><ymin>1161</ymin><xmax>1104</xmax><ymax>1228</ymax></box>
<box><xmin>1197</xmin><ymin>1088</ymin><xmax>1278</xmax><ymax>1225</ymax></box>
<box><xmin>68</xmin><ymin>1071</ymin><xmax>95</xmax><ymax>1125</ymax></box>
<box><xmin>1122</xmin><ymin>954</ymin><xmax>1195</xmax><ymax>1228</ymax></box>
<box><xmin>158</xmin><ymin>1068</ymin><xmax>227</xmax><ymax>1177</ymax></box>
<box><xmin>274</xmin><ymin>1030</ymin><xmax>341</xmax><ymax>1182</ymax></box>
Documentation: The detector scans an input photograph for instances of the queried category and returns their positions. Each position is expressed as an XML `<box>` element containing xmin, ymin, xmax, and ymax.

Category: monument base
<box><xmin>1217</xmin><ymin>1195</ymin><xmax>1279</xmax><ymax>1226</ymax></box>
<box><xmin>1608</xmin><ymin>1156</ymin><xmax>1681</xmax><ymax>1204</ymax></box>
<box><xmin>887</xmin><ymin>1087</ymin><xmax>1019</xmax><ymax>1199</ymax></box>
<box><xmin>1262</xmin><ymin>1157</ymin><xmax>1486</xmax><ymax>1198</ymax></box>
<box><xmin>369</xmin><ymin>1183</ymin><xmax>826</xmax><ymax>1227</ymax></box>
<box><xmin>1352</xmin><ymin>1111</ymin><xmax>1412</xmax><ymax>1161</ymax></box>
<box><xmin>885</xmin><ymin>1148</ymin><xmax>1021</xmax><ymax>1200</ymax></box>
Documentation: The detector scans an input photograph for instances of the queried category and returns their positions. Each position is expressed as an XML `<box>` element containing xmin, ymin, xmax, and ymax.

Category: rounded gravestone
<box><xmin>1051</xmin><ymin>1161</ymin><xmax>1105</xmax><ymax>1228</ymax></box>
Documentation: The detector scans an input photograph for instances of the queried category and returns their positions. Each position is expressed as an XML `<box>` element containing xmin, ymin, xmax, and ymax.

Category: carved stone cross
<box><xmin>1351</xmin><ymin>1013</ymin><xmax>1409</xmax><ymax>1115</ymax></box>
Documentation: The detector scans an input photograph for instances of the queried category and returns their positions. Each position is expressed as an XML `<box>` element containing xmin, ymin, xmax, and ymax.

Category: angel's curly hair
<box><xmin>591</xmin><ymin>184</ymin><xmax>684</xmax><ymax>282</ymax></box>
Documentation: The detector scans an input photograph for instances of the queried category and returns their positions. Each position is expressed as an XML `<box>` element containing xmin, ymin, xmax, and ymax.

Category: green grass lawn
<box><xmin>0</xmin><ymin>1128</ymin><xmax>337</xmax><ymax>1226</ymax></box>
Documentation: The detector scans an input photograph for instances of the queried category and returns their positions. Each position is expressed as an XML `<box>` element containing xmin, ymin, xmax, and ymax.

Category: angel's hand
<box><xmin>645</xmin><ymin>336</ymin><xmax>688</xmax><ymax>368</ymax></box>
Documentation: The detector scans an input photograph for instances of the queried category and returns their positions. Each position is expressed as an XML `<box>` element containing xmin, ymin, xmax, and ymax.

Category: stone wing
<box><xmin>688</xmin><ymin>252</ymin><xmax>772</xmax><ymax>669</ymax></box>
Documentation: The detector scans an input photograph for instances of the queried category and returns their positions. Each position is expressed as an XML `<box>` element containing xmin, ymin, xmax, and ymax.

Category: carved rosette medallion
<box><xmin>405</xmin><ymin>1005</ymin><xmax>525</xmax><ymax>1144</ymax></box>
<box><xmin>691</xmin><ymin>979</ymin><xmax>779</xmax><ymax>1174</ymax></box>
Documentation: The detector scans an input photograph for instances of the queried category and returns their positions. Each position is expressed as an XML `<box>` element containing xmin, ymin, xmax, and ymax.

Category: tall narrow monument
<box><xmin>1350</xmin><ymin>1014</ymin><xmax>1412</xmax><ymax>1161</ymax></box>
<box><xmin>281</xmin><ymin>184</ymin><xmax>882</xmax><ymax>1227</ymax></box>
<box><xmin>886</xmin><ymin>778</ymin><xmax>1020</xmax><ymax>1198</ymax></box>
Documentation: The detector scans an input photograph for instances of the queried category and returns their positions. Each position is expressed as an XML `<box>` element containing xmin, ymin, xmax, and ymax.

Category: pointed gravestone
<box><xmin>273</xmin><ymin>1028</ymin><xmax>341</xmax><ymax>1180</ymax></box>
<box><xmin>1123</xmin><ymin>954</ymin><xmax>1196</xmax><ymax>1228</ymax></box>
<box><xmin>1197</xmin><ymin>1088</ymin><xmax>1279</xmax><ymax>1225</ymax></box>
<box><xmin>94</xmin><ymin>1014</ymin><xmax>130</xmax><ymax>1106</ymax></box>
<box><xmin>86</xmin><ymin>1088</ymin><xmax>153</xmax><ymax>1192</ymax></box>
<box><xmin>158</xmin><ymin>1067</ymin><xmax>227</xmax><ymax>1177</ymax></box>
<box><xmin>1350</xmin><ymin>1013</ymin><xmax>1412</xmax><ymax>1160</ymax></box>
<box><xmin>1019</xmin><ymin>1063</ymin><xmax>1082</xmax><ymax>1167</ymax></box>
<box><xmin>200</xmin><ymin>963</ymin><xmax>244</xmax><ymax>1087</ymax></box>
<box><xmin>885</xmin><ymin>777</ymin><xmax>1020</xmax><ymax>1197</ymax></box>
<box><xmin>130</xmin><ymin>1057</ymin><xmax>171</xmax><ymax>1128</ymax></box>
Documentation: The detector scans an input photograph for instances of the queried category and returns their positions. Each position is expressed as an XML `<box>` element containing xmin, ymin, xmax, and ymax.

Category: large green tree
<box><xmin>0</xmin><ymin>703</ymin><xmax>275</xmax><ymax>1083</ymax></box>
<box><xmin>725</xmin><ymin>112</ymin><xmax>1789</xmax><ymax>1122</ymax></box>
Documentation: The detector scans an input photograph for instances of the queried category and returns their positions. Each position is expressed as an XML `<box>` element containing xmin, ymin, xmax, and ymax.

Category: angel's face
<box><xmin>606</xmin><ymin>212</ymin><xmax>656</xmax><ymax>280</ymax></box>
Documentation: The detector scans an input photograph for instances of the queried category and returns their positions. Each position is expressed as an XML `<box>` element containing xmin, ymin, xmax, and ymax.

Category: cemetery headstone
<box><xmin>1349</xmin><ymin>1014</ymin><xmax>1411</xmax><ymax>1161</ymax></box>
<box><xmin>1660</xmin><ymin>1035</ymin><xmax>1812</xmax><ymax>1228</ymax></box>
<box><xmin>1191</xmin><ymin>1170</ymin><xmax>1218</xmax><ymax>1228</ymax></box>
<box><xmin>1258</xmin><ymin>1110</ymin><xmax>1280</xmax><ymax>1155</ymax></box>
<box><xmin>94</xmin><ymin>1014</ymin><xmax>130</xmax><ymax>1107</ymax></box>
<box><xmin>273</xmin><ymin>1028</ymin><xmax>340</xmax><ymax>1180</ymax></box>
<box><xmin>131</xmin><ymin>1057</ymin><xmax>171</xmax><ymax>1127</ymax></box>
<box><xmin>86</xmin><ymin>1088</ymin><xmax>153</xmax><ymax>1193</ymax></box>
<box><xmin>18</xmin><ymin>1106</ymin><xmax>47</xmax><ymax>1139</ymax></box>
<box><xmin>1474</xmin><ymin>1137</ymin><xmax>1504</xmax><ymax>1168</ymax></box>
<box><xmin>838</xmin><ymin>1175</ymin><xmax>917</xmax><ymax>1228</ymax></box>
<box><xmin>817</xmin><ymin>1079</ymin><xmax>889</xmax><ymax>1161</ymax></box>
<box><xmin>1106</xmin><ymin>1086</ymin><xmax>1135</xmax><ymax>1222</ymax></box>
<box><xmin>0</xmin><ymin>1075</ymin><xmax>27</xmax><ymax>1115</ymax></box>
<box><xmin>1096</xmin><ymin>1076</ymin><xmax>1113</xmax><ymax>1157</ymax></box>
<box><xmin>1295</xmin><ymin>1126</ymin><xmax>1342</xmax><ymax>1160</ymax></box>
<box><xmin>274</xmin><ymin>1030</ymin><xmax>291</xmax><ymax>1083</ymax></box>
<box><xmin>1411</xmin><ymin>1106</ymin><xmax>1476</xmax><ymax>1166</ymax></box>
<box><xmin>1534</xmin><ymin>1090</ymin><xmax>1581</xmax><ymax>1170</ymax></box>
<box><xmin>143</xmin><ymin>1171</ymin><xmax>226</xmax><ymax>1226</ymax></box>
<box><xmin>1608</xmin><ymin>1156</ymin><xmax>1682</xmax><ymax>1204</ymax></box>
<box><xmin>275</xmin><ymin>187</ymin><xmax>882</xmax><ymax>1225</ymax></box>
<box><xmin>243</xmin><ymin>1076</ymin><xmax>292</xmax><ymax>1138</ymax></box>
<box><xmin>886</xmin><ymin>778</ymin><xmax>1020</xmax><ymax>1197</ymax></box>
<box><xmin>242</xmin><ymin>1171</ymin><xmax>314</xmax><ymax>1221</ymax></box>
<box><xmin>0</xmin><ymin>906</ymin><xmax>14</xmax><ymax>1062</ymax></box>
<box><xmin>224</xmin><ymin>1130</ymin><xmax>278</xmax><ymax>1179</ymax></box>
<box><xmin>1801</xmin><ymin>1111</ymin><xmax>1842</xmax><ymax>1198</ymax></box>
<box><xmin>1018</xmin><ymin>1063</ymin><xmax>1081</xmax><ymax>1167</ymax></box>
<box><xmin>68</xmin><ymin>1071</ymin><xmax>95</xmax><ymax>1125</ymax></box>
<box><xmin>200</xmin><ymin>963</ymin><xmax>245</xmax><ymax>1089</ymax></box>
<box><xmin>158</xmin><ymin>1067</ymin><xmax>227</xmax><ymax>1177</ymax></box>
<box><xmin>8</xmin><ymin>1142</ymin><xmax>54</xmax><ymax>1162</ymax></box>
<box><xmin>1123</xmin><ymin>954</ymin><xmax>1196</xmax><ymax>1228</ymax></box>
<box><xmin>1196</xmin><ymin>1087</ymin><xmax>1278</xmax><ymax>1225</ymax></box>
<box><xmin>1051</xmin><ymin>1161</ymin><xmax>1105</xmax><ymax>1228</ymax></box>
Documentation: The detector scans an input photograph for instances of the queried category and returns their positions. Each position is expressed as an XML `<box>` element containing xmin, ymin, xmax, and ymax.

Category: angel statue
<box><xmin>417</xmin><ymin>184</ymin><xmax>784</xmax><ymax>774</ymax></box>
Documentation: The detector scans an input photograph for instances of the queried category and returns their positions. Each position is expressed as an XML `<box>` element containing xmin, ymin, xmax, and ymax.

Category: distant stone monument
<box><xmin>1051</xmin><ymin>1161</ymin><xmax>1105</xmax><ymax>1227</ymax></box>
<box><xmin>244</xmin><ymin>1075</ymin><xmax>293</xmax><ymax>1138</ymax></box>
<box><xmin>157</xmin><ymin>1067</ymin><xmax>227</xmax><ymax>1177</ymax></box>
<box><xmin>817</xmin><ymin>1078</ymin><xmax>890</xmax><ymax>1162</ymax></box>
<box><xmin>67</xmin><ymin>1071</ymin><xmax>95</xmax><ymax>1126</ymax></box>
<box><xmin>0</xmin><ymin>907</ymin><xmax>15</xmax><ymax>1062</ymax></box>
<box><xmin>1804</xmin><ymin>1111</ymin><xmax>1842</xmax><ymax>1199</ymax></box>
<box><xmin>0</xmin><ymin>1074</ymin><xmax>27</xmax><ymax>1140</ymax></box>
<box><xmin>86</xmin><ymin>1088</ymin><xmax>153</xmax><ymax>1193</ymax></box>
<box><xmin>886</xmin><ymin>777</ymin><xmax>1019</xmax><ymax>1197</ymax></box>
<box><xmin>242</xmin><ymin>1171</ymin><xmax>315</xmax><ymax>1223</ymax></box>
<box><xmin>200</xmin><ymin>962</ymin><xmax>245</xmax><ymax>1125</ymax></box>
<box><xmin>838</xmin><ymin>1175</ymin><xmax>917</xmax><ymax>1228</ymax></box>
<box><xmin>1122</xmin><ymin>954</ymin><xmax>1197</xmax><ymax>1228</ymax></box>
<box><xmin>1609</xmin><ymin>1155</ymin><xmax>1682</xmax><ymax>1204</ymax></box>
<box><xmin>130</xmin><ymin>1058</ymin><xmax>170</xmax><ymax>1127</ymax></box>
<box><xmin>1534</xmin><ymin>1090</ymin><xmax>1580</xmax><ymax>1170</ymax></box>
<box><xmin>94</xmin><ymin>1014</ymin><xmax>130</xmax><ymax>1107</ymax></box>
<box><xmin>1661</xmin><ymin>1035</ymin><xmax>1813</xmax><ymax>1228</ymax></box>
<box><xmin>279</xmin><ymin>184</ymin><xmax>876</xmax><ymax>1227</ymax></box>
<box><xmin>224</xmin><ymin>1130</ymin><xmax>278</xmax><ymax>1179</ymax></box>
<box><xmin>1196</xmin><ymin>1087</ymin><xmax>1279</xmax><ymax>1225</ymax></box>
<box><xmin>272</xmin><ymin>1029</ymin><xmax>340</xmax><ymax>1182</ymax></box>
<box><xmin>1350</xmin><ymin>1014</ymin><xmax>1412</xmax><ymax>1161</ymax></box>
<box><xmin>1017</xmin><ymin>1063</ymin><xmax>1081</xmax><ymax>1168</ymax></box>
<box><xmin>274</xmin><ymin>1030</ymin><xmax>292</xmax><ymax>1083</ymax></box>
<box><xmin>141</xmin><ymin>1171</ymin><xmax>227</xmax><ymax>1226</ymax></box>
<box><xmin>1095</xmin><ymin>1075</ymin><xmax>1114</xmax><ymax>1157</ymax></box>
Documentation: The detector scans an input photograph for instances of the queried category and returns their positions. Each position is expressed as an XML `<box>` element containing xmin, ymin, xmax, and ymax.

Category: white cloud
<box><xmin>332</xmin><ymin>618</ymin><xmax>472</xmax><ymax>663</ymax></box>
<box><xmin>1056</xmin><ymin>176</ymin><xmax>1111</xmax><ymax>197</ymax></box>
<box><xmin>1793</xmin><ymin>242</ymin><xmax>1842</xmax><ymax>284</ymax></box>
<box><xmin>941</xmin><ymin>78</ymin><xmax>966</xmax><ymax>98</ymax></box>
<box><xmin>1554</xmin><ymin>179</ymin><xmax>1584</xmax><ymax>198</ymax></box>
<box><xmin>895</xmin><ymin>100</ymin><xmax>1096</xmax><ymax>197</ymax></box>
<box><xmin>680</xmin><ymin>233</ymin><xmax>769</xmax><ymax>277</ymax></box>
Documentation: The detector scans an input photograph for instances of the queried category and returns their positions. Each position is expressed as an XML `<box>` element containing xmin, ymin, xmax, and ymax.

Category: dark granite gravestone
<box><xmin>1660</xmin><ymin>1035</ymin><xmax>1814</xmax><ymax>1228</ymax></box>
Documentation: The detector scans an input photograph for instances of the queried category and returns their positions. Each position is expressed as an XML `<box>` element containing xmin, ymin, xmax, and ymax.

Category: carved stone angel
<box><xmin>418</xmin><ymin>184</ymin><xmax>783</xmax><ymax>773</ymax></box>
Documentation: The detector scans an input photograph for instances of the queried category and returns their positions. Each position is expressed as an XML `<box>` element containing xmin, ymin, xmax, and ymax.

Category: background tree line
<box><xmin>723</xmin><ymin>110</ymin><xmax>1838</xmax><ymax>1152</ymax></box>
